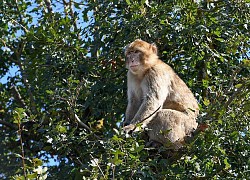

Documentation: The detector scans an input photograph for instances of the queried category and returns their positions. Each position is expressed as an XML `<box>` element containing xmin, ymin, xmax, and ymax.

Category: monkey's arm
<box><xmin>124</xmin><ymin>90</ymin><xmax>141</xmax><ymax>126</ymax></box>
<box><xmin>124</xmin><ymin>100</ymin><xmax>136</xmax><ymax>126</ymax></box>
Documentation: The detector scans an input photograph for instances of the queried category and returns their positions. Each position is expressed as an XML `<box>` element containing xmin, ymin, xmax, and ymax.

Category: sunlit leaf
<box><xmin>224</xmin><ymin>158</ymin><xmax>231</xmax><ymax>170</ymax></box>
<box><xmin>235</xmin><ymin>84</ymin><xmax>243</xmax><ymax>88</ymax></box>
<box><xmin>126</xmin><ymin>0</ymin><xmax>131</xmax><ymax>5</ymax></box>
<box><xmin>203</xmin><ymin>98</ymin><xmax>210</xmax><ymax>106</ymax></box>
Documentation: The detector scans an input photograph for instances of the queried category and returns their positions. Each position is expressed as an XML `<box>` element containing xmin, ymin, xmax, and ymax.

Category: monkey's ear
<box><xmin>150</xmin><ymin>43</ymin><xmax>158</xmax><ymax>55</ymax></box>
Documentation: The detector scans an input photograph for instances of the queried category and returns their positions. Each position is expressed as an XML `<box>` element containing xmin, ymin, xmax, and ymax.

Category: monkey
<box><xmin>123</xmin><ymin>39</ymin><xmax>199</xmax><ymax>150</ymax></box>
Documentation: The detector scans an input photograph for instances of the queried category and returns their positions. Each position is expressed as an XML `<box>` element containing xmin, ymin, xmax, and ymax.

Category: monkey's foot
<box><xmin>123</xmin><ymin>124</ymin><xmax>136</xmax><ymax>134</ymax></box>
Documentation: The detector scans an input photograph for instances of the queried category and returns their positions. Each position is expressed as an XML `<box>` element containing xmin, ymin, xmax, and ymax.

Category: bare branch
<box><xmin>74</xmin><ymin>113</ymin><xmax>91</xmax><ymax>132</ymax></box>
<box><xmin>44</xmin><ymin>0</ymin><xmax>53</xmax><ymax>13</ymax></box>
<box><xmin>66</xmin><ymin>100</ymin><xmax>100</xmax><ymax>139</ymax></box>
<box><xmin>17</xmin><ymin>123</ymin><xmax>27</xmax><ymax>178</ymax></box>
<box><xmin>10</xmin><ymin>86</ymin><xmax>27</xmax><ymax>109</ymax></box>
<box><xmin>90</xmin><ymin>154</ymin><xmax>105</xmax><ymax>178</ymax></box>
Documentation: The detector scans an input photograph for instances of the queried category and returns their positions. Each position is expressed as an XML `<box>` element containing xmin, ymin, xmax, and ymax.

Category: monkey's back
<box><xmin>154</xmin><ymin>60</ymin><xmax>199</xmax><ymax>116</ymax></box>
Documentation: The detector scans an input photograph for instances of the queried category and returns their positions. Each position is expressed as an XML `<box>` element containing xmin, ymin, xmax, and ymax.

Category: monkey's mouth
<box><xmin>130</xmin><ymin>65</ymin><xmax>139</xmax><ymax>68</ymax></box>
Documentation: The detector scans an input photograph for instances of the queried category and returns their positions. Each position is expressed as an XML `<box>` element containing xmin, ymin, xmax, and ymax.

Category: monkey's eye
<box><xmin>134</xmin><ymin>50</ymin><xmax>140</xmax><ymax>53</ymax></box>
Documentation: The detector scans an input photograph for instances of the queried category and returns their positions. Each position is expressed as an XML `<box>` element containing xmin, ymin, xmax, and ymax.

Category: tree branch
<box><xmin>44</xmin><ymin>0</ymin><xmax>53</xmax><ymax>13</ymax></box>
<box><xmin>224</xmin><ymin>85</ymin><xmax>244</xmax><ymax>108</ymax></box>
<box><xmin>12</xmin><ymin>41</ymin><xmax>39</xmax><ymax>115</ymax></box>
<box><xmin>10</xmin><ymin>85</ymin><xmax>27</xmax><ymax>109</ymax></box>
<box><xmin>66</xmin><ymin>100</ymin><xmax>100</xmax><ymax>139</ymax></box>
<box><xmin>0</xmin><ymin>120</ymin><xmax>17</xmax><ymax>130</ymax></box>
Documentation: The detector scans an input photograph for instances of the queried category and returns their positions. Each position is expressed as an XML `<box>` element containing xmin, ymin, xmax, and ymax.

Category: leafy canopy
<box><xmin>0</xmin><ymin>0</ymin><xmax>249</xmax><ymax>179</ymax></box>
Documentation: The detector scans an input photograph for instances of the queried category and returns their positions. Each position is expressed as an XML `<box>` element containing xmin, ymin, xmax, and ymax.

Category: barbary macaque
<box><xmin>123</xmin><ymin>39</ymin><xmax>199</xmax><ymax>149</ymax></box>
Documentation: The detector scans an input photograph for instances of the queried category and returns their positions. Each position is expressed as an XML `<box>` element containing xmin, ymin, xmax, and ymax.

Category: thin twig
<box><xmin>17</xmin><ymin>119</ymin><xmax>27</xmax><ymax>178</ymax></box>
<box><xmin>74</xmin><ymin>113</ymin><xmax>91</xmax><ymax>131</ymax></box>
<box><xmin>112</xmin><ymin>165</ymin><xmax>115</xmax><ymax>180</ymax></box>
<box><xmin>90</xmin><ymin>154</ymin><xmax>105</xmax><ymax>178</ymax></box>
<box><xmin>66</xmin><ymin>100</ymin><xmax>100</xmax><ymax>139</ymax></box>
<box><xmin>10</xmin><ymin>86</ymin><xmax>27</xmax><ymax>109</ymax></box>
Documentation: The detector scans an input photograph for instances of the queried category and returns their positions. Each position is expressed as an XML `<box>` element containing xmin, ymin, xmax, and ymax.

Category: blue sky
<box><xmin>0</xmin><ymin>66</ymin><xmax>19</xmax><ymax>84</ymax></box>
<box><xmin>0</xmin><ymin>0</ymin><xmax>90</xmax><ymax>85</ymax></box>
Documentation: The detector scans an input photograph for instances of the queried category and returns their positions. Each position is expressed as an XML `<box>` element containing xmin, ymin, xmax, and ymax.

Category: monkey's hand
<box><xmin>123</xmin><ymin>124</ymin><xmax>136</xmax><ymax>134</ymax></box>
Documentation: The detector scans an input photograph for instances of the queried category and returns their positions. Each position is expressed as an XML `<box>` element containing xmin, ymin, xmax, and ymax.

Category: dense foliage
<box><xmin>0</xmin><ymin>0</ymin><xmax>249</xmax><ymax>179</ymax></box>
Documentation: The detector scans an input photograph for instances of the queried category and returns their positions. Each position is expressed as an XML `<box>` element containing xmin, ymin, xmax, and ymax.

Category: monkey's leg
<box><xmin>145</xmin><ymin>109</ymin><xmax>198</xmax><ymax>149</ymax></box>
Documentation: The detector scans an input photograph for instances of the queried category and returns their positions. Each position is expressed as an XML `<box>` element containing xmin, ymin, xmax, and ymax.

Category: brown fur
<box><xmin>123</xmin><ymin>39</ymin><xmax>199</xmax><ymax>149</ymax></box>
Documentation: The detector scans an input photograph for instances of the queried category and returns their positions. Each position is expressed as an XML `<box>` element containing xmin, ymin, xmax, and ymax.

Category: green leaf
<box><xmin>235</xmin><ymin>84</ymin><xmax>243</xmax><ymax>88</ymax></box>
<box><xmin>129</xmin><ymin>153</ymin><xmax>136</xmax><ymax>159</ymax></box>
<box><xmin>27</xmin><ymin>173</ymin><xmax>38</xmax><ymax>179</ymax></box>
<box><xmin>242</xmin><ymin>59</ymin><xmax>250</xmax><ymax>67</ymax></box>
<box><xmin>112</xmin><ymin>135</ymin><xmax>124</xmax><ymax>142</ymax></box>
<box><xmin>134</xmin><ymin>145</ymin><xmax>144</xmax><ymax>153</ymax></box>
<box><xmin>46</xmin><ymin>90</ymin><xmax>54</xmax><ymax>95</ymax></box>
<box><xmin>202</xmin><ymin>79</ymin><xmax>209</xmax><ymax>88</ymax></box>
<box><xmin>215</xmin><ymin>38</ymin><xmax>224</xmax><ymax>42</ymax></box>
<box><xmin>56</xmin><ymin>125</ymin><xmax>67</xmax><ymax>133</ymax></box>
<box><xmin>126</xmin><ymin>0</ymin><xmax>131</xmax><ymax>5</ymax></box>
<box><xmin>33</xmin><ymin>158</ymin><xmax>43</xmax><ymax>166</ymax></box>
<box><xmin>13</xmin><ymin>108</ymin><xmax>26</xmax><ymax>124</ymax></box>
<box><xmin>218</xmin><ymin>147</ymin><xmax>226</xmax><ymax>155</ymax></box>
<box><xmin>203</xmin><ymin>98</ymin><xmax>210</xmax><ymax>106</ymax></box>
<box><xmin>243</xmin><ymin>103</ymin><xmax>250</xmax><ymax>111</ymax></box>
<box><xmin>224</xmin><ymin>158</ymin><xmax>231</xmax><ymax>170</ymax></box>
<box><xmin>111</xmin><ymin>158</ymin><xmax>123</xmax><ymax>165</ymax></box>
<box><xmin>14</xmin><ymin>176</ymin><xmax>26</xmax><ymax>180</ymax></box>
<box><xmin>230</xmin><ymin>112</ymin><xmax>236</xmax><ymax>118</ymax></box>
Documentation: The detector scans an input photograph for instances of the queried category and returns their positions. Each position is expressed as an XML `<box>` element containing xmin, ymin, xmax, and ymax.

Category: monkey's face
<box><xmin>125</xmin><ymin>39</ymin><xmax>159</xmax><ymax>75</ymax></box>
<box><xmin>125</xmin><ymin>50</ymin><xmax>143</xmax><ymax>73</ymax></box>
